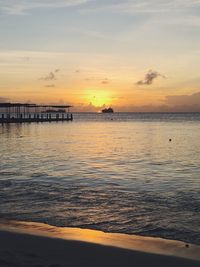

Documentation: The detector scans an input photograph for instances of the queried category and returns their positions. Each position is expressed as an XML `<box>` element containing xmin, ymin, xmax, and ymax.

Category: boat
<box><xmin>101</xmin><ymin>107</ymin><xmax>114</xmax><ymax>113</ymax></box>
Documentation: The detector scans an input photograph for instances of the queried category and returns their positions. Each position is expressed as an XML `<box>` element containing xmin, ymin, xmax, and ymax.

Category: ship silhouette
<box><xmin>101</xmin><ymin>107</ymin><xmax>114</xmax><ymax>113</ymax></box>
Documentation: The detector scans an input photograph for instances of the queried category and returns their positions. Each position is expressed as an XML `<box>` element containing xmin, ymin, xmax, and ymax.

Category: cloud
<box><xmin>0</xmin><ymin>0</ymin><xmax>90</xmax><ymax>15</ymax></box>
<box><xmin>0</xmin><ymin>97</ymin><xmax>9</xmax><ymax>103</ymax></box>
<box><xmin>137</xmin><ymin>70</ymin><xmax>166</xmax><ymax>85</ymax></box>
<box><xmin>87</xmin><ymin>1</ymin><xmax>200</xmax><ymax>14</ymax></box>
<box><xmin>165</xmin><ymin>91</ymin><xmax>200</xmax><ymax>107</ymax></box>
<box><xmin>45</xmin><ymin>84</ymin><xmax>55</xmax><ymax>88</ymax></box>
<box><xmin>72</xmin><ymin>102</ymin><xmax>106</xmax><ymax>112</ymax></box>
<box><xmin>40</xmin><ymin>69</ymin><xmax>60</xmax><ymax>81</ymax></box>
<box><xmin>41</xmin><ymin>72</ymin><xmax>56</xmax><ymax>81</ymax></box>
<box><xmin>84</xmin><ymin>76</ymin><xmax>111</xmax><ymax>84</ymax></box>
<box><xmin>2</xmin><ymin>1</ymin><xmax>200</xmax><ymax>15</ymax></box>
<box><xmin>115</xmin><ymin>92</ymin><xmax>200</xmax><ymax>112</ymax></box>
<box><xmin>101</xmin><ymin>78</ymin><xmax>110</xmax><ymax>84</ymax></box>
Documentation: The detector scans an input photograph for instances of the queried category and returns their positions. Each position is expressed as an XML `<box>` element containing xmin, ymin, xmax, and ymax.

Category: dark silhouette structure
<box><xmin>101</xmin><ymin>107</ymin><xmax>114</xmax><ymax>113</ymax></box>
<box><xmin>0</xmin><ymin>103</ymin><xmax>73</xmax><ymax>123</ymax></box>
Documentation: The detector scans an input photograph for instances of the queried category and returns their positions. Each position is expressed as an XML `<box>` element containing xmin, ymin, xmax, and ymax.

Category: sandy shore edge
<box><xmin>0</xmin><ymin>219</ymin><xmax>199</xmax><ymax>267</ymax></box>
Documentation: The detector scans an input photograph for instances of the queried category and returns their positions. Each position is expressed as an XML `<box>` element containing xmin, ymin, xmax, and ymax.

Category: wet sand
<box><xmin>0</xmin><ymin>220</ymin><xmax>199</xmax><ymax>267</ymax></box>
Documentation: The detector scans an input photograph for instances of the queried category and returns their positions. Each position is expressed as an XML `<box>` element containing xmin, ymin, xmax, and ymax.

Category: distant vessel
<box><xmin>101</xmin><ymin>107</ymin><xmax>114</xmax><ymax>113</ymax></box>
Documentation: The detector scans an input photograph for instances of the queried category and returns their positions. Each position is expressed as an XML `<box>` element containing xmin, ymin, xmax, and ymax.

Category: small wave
<box><xmin>30</xmin><ymin>172</ymin><xmax>50</xmax><ymax>178</ymax></box>
<box><xmin>0</xmin><ymin>179</ymin><xmax>13</xmax><ymax>187</ymax></box>
<box><xmin>0</xmin><ymin>171</ymin><xmax>22</xmax><ymax>177</ymax></box>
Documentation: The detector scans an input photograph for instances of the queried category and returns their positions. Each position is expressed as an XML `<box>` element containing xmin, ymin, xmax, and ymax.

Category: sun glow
<box><xmin>85</xmin><ymin>89</ymin><xmax>112</xmax><ymax>107</ymax></box>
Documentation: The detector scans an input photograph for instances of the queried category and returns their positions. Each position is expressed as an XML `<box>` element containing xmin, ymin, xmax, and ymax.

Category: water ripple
<box><xmin>0</xmin><ymin>113</ymin><xmax>200</xmax><ymax>245</ymax></box>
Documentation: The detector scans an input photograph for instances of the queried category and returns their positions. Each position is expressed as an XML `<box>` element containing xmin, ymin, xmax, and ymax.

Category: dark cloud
<box><xmin>137</xmin><ymin>70</ymin><xmax>166</xmax><ymax>85</ymax></box>
<box><xmin>44</xmin><ymin>72</ymin><xmax>56</xmax><ymax>81</ymax></box>
<box><xmin>40</xmin><ymin>69</ymin><xmax>61</xmax><ymax>81</ymax></box>
<box><xmin>42</xmin><ymin>72</ymin><xmax>56</xmax><ymax>81</ymax></box>
<box><xmin>116</xmin><ymin>92</ymin><xmax>200</xmax><ymax>112</ymax></box>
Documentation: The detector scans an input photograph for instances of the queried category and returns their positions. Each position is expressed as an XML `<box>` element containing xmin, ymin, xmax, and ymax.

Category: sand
<box><xmin>0</xmin><ymin>219</ymin><xmax>199</xmax><ymax>267</ymax></box>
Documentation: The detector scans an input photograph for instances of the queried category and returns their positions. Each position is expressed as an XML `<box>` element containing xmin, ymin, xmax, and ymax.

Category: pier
<box><xmin>0</xmin><ymin>103</ymin><xmax>73</xmax><ymax>123</ymax></box>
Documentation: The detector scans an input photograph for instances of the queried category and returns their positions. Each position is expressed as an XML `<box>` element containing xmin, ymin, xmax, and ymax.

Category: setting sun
<box><xmin>85</xmin><ymin>89</ymin><xmax>112</xmax><ymax>107</ymax></box>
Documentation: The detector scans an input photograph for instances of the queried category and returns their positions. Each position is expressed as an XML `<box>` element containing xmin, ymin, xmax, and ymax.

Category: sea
<box><xmin>0</xmin><ymin>112</ymin><xmax>200</xmax><ymax>245</ymax></box>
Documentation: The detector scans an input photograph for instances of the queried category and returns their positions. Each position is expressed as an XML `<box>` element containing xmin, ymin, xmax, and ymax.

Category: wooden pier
<box><xmin>0</xmin><ymin>103</ymin><xmax>73</xmax><ymax>124</ymax></box>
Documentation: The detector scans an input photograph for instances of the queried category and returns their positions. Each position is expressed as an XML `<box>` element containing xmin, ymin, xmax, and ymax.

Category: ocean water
<box><xmin>0</xmin><ymin>113</ymin><xmax>200</xmax><ymax>244</ymax></box>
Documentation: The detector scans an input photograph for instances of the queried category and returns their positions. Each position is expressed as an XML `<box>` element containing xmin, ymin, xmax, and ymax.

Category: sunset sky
<box><xmin>0</xmin><ymin>0</ymin><xmax>200</xmax><ymax>111</ymax></box>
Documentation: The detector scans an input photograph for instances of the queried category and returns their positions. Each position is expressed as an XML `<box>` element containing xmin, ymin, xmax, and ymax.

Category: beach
<box><xmin>0</xmin><ymin>220</ymin><xmax>200</xmax><ymax>267</ymax></box>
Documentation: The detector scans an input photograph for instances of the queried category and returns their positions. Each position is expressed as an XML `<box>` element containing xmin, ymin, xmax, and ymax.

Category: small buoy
<box><xmin>169</xmin><ymin>139</ymin><xmax>172</xmax><ymax>142</ymax></box>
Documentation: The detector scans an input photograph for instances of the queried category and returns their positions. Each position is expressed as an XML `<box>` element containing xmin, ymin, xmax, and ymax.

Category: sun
<box><xmin>85</xmin><ymin>89</ymin><xmax>112</xmax><ymax>107</ymax></box>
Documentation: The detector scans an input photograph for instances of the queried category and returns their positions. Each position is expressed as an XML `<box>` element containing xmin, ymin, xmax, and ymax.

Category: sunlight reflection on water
<box><xmin>0</xmin><ymin>113</ymin><xmax>200</xmax><ymax>244</ymax></box>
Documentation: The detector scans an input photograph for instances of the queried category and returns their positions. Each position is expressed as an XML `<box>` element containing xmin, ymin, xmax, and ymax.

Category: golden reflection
<box><xmin>0</xmin><ymin>219</ymin><xmax>199</xmax><ymax>261</ymax></box>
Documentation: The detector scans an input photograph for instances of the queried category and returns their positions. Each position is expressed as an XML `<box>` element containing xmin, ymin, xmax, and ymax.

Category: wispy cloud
<box><xmin>137</xmin><ymin>70</ymin><xmax>166</xmax><ymax>85</ymax></box>
<box><xmin>82</xmin><ymin>0</ymin><xmax>200</xmax><ymax>14</ymax></box>
<box><xmin>3</xmin><ymin>1</ymin><xmax>200</xmax><ymax>15</ymax></box>
<box><xmin>119</xmin><ymin>1</ymin><xmax>200</xmax><ymax>13</ymax></box>
<box><xmin>101</xmin><ymin>78</ymin><xmax>110</xmax><ymax>84</ymax></box>
<box><xmin>0</xmin><ymin>0</ymin><xmax>90</xmax><ymax>15</ymax></box>
<box><xmin>45</xmin><ymin>84</ymin><xmax>56</xmax><ymax>88</ymax></box>
<box><xmin>84</xmin><ymin>76</ymin><xmax>111</xmax><ymax>84</ymax></box>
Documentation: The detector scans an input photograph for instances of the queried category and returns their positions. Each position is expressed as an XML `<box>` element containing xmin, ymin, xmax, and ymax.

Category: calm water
<box><xmin>0</xmin><ymin>113</ymin><xmax>200</xmax><ymax>244</ymax></box>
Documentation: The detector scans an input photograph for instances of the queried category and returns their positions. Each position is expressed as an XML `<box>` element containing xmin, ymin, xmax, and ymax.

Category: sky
<box><xmin>0</xmin><ymin>0</ymin><xmax>200</xmax><ymax>112</ymax></box>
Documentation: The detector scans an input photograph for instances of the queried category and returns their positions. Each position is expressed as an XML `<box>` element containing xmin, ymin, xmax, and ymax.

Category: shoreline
<box><xmin>0</xmin><ymin>219</ymin><xmax>199</xmax><ymax>267</ymax></box>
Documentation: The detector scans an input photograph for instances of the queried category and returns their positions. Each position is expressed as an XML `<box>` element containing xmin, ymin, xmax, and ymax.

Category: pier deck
<box><xmin>0</xmin><ymin>103</ymin><xmax>73</xmax><ymax>124</ymax></box>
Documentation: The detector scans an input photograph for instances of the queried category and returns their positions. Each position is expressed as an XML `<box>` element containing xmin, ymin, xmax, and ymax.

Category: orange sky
<box><xmin>0</xmin><ymin>1</ymin><xmax>200</xmax><ymax>111</ymax></box>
